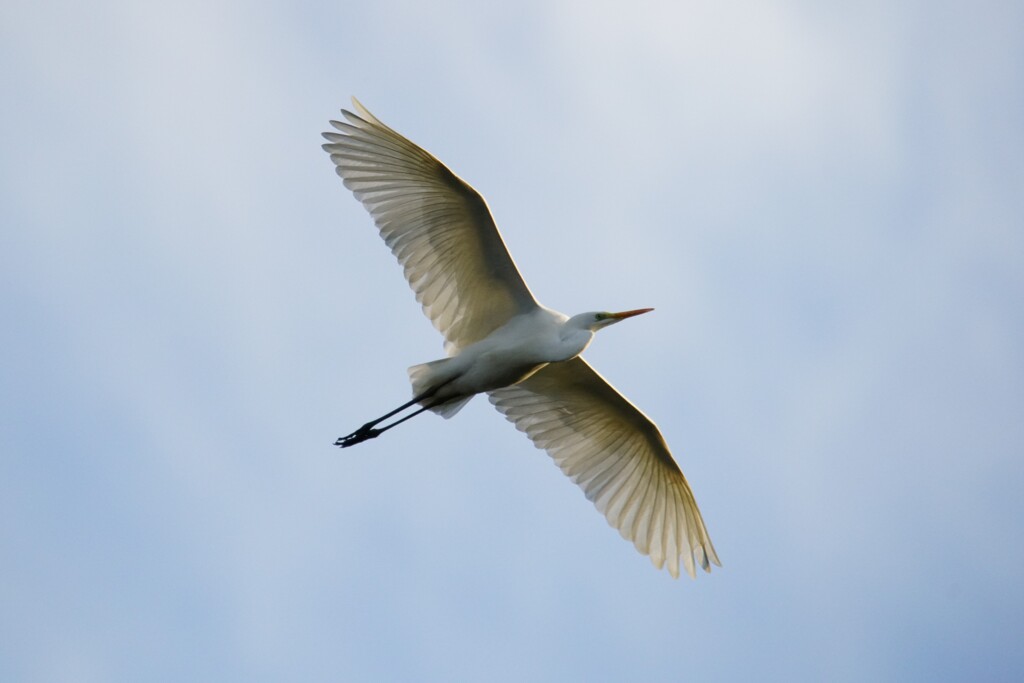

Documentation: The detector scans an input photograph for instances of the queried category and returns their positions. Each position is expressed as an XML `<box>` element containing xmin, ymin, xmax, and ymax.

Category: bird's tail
<box><xmin>407</xmin><ymin>360</ymin><xmax>473</xmax><ymax>419</ymax></box>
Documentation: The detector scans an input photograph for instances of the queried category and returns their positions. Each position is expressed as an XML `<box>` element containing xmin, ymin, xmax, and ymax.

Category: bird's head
<box><xmin>574</xmin><ymin>308</ymin><xmax>654</xmax><ymax>332</ymax></box>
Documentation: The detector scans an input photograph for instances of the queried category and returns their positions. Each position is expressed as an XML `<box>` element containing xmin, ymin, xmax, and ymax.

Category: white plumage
<box><xmin>323</xmin><ymin>98</ymin><xmax>719</xmax><ymax>578</ymax></box>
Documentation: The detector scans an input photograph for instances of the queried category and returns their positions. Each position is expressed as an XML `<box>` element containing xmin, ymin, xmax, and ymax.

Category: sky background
<box><xmin>3</xmin><ymin>0</ymin><xmax>1023</xmax><ymax>680</ymax></box>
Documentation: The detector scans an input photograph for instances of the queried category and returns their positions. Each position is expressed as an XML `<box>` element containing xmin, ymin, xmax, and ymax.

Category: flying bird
<box><xmin>322</xmin><ymin>98</ymin><xmax>719</xmax><ymax>578</ymax></box>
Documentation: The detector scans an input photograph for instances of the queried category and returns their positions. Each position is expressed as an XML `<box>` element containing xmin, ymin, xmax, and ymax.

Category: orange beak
<box><xmin>608</xmin><ymin>308</ymin><xmax>654</xmax><ymax>320</ymax></box>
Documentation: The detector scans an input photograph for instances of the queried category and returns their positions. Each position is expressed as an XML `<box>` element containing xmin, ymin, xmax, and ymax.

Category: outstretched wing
<box><xmin>322</xmin><ymin>98</ymin><xmax>539</xmax><ymax>351</ymax></box>
<box><xmin>489</xmin><ymin>357</ymin><xmax>720</xmax><ymax>578</ymax></box>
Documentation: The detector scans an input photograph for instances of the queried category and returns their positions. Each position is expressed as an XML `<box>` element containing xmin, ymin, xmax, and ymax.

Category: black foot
<box><xmin>335</xmin><ymin>425</ymin><xmax>381</xmax><ymax>448</ymax></box>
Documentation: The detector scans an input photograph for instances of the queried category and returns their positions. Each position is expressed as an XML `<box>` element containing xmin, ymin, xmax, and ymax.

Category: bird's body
<box><xmin>322</xmin><ymin>99</ymin><xmax>720</xmax><ymax>579</ymax></box>
<box><xmin>409</xmin><ymin>306</ymin><xmax>622</xmax><ymax>415</ymax></box>
<box><xmin>410</xmin><ymin>308</ymin><xmax>565</xmax><ymax>408</ymax></box>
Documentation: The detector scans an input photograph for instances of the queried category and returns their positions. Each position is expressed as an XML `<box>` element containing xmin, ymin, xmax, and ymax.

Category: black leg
<box><xmin>335</xmin><ymin>390</ymin><xmax>440</xmax><ymax>448</ymax></box>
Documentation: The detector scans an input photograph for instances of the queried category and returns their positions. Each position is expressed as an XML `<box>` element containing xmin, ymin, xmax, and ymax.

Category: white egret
<box><xmin>322</xmin><ymin>98</ymin><xmax>719</xmax><ymax>578</ymax></box>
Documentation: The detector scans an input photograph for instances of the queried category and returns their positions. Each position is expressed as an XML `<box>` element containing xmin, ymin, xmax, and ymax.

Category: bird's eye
<box><xmin>595</xmin><ymin>313</ymin><xmax>606</xmax><ymax>321</ymax></box>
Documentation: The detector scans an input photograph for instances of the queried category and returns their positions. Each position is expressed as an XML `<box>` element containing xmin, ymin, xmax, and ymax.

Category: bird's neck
<box><xmin>558</xmin><ymin>319</ymin><xmax>595</xmax><ymax>360</ymax></box>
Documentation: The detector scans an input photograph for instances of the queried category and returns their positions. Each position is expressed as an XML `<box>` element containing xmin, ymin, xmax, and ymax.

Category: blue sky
<box><xmin>3</xmin><ymin>0</ymin><xmax>1022</xmax><ymax>680</ymax></box>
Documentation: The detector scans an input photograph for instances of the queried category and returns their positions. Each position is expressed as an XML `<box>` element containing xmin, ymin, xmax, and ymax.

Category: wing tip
<box><xmin>349</xmin><ymin>96</ymin><xmax>382</xmax><ymax>127</ymax></box>
<box><xmin>659</xmin><ymin>548</ymin><xmax>718</xmax><ymax>580</ymax></box>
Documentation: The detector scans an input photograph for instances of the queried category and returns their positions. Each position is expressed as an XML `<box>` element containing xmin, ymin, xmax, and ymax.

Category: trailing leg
<box><xmin>335</xmin><ymin>389</ymin><xmax>439</xmax><ymax>448</ymax></box>
<box><xmin>335</xmin><ymin>402</ymin><xmax>438</xmax><ymax>448</ymax></box>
